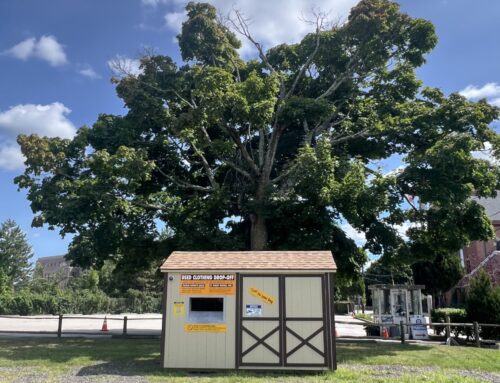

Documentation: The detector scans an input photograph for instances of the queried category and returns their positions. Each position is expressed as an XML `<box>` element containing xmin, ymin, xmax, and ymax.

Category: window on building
<box><xmin>188</xmin><ymin>297</ymin><xmax>224</xmax><ymax>323</ymax></box>
<box><xmin>382</xmin><ymin>290</ymin><xmax>391</xmax><ymax>315</ymax></box>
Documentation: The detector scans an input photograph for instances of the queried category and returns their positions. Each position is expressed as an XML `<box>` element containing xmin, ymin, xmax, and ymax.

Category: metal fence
<box><xmin>0</xmin><ymin>314</ymin><xmax>161</xmax><ymax>337</ymax></box>
<box><xmin>0</xmin><ymin>315</ymin><xmax>498</xmax><ymax>347</ymax></box>
<box><xmin>337</xmin><ymin>318</ymin><xmax>500</xmax><ymax>347</ymax></box>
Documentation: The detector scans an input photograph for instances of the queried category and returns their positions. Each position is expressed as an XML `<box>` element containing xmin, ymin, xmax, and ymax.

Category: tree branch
<box><xmin>224</xmin><ymin>159</ymin><xmax>252</xmax><ymax>179</ymax></box>
<box><xmin>285</xmin><ymin>10</ymin><xmax>327</xmax><ymax>99</ymax></box>
<box><xmin>187</xmin><ymin>140</ymin><xmax>218</xmax><ymax>189</ymax></box>
<box><xmin>315</xmin><ymin>49</ymin><xmax>361</xmax><ymax>101</ymax></box>
<box><xmin>154</xmin><ymin>163</ymin><xmax>213</xmax><ymax>192</ymax></box>
<box><xmin>230</xmin><ymin>9</ymin><xmax>286</xmax><ymax>100</ymax></box>
<box><xmin>220</xmin><ymin>123</ymin><xmax>261</xmax><ymax>176</ymax></box>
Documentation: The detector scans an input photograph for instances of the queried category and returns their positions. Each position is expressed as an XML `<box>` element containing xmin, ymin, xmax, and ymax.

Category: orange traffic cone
<box><xmin>101</xmin><ymin>316</ymin><xmax>109</xmax><ymax>332</ymax></box>
<box><xmin>382</xmin><ymin>327</ymin><xmax>389</xmax><ymax>338</ymax></box>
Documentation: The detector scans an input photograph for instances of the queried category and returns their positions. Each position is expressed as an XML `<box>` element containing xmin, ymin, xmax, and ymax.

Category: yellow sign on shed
<box><xmin>249</xmin><ymin>287</ymin><xmax>275</xmax><ymax>304</ymax></box>
<box><xmin>184</xmin><ymin>324</ymin><xmax>227</xmax><ymax>332</ymax></box>
<box><xmin>173</xmin><ymin>301</ymin><xmax>185</xmax><ymax>316</ymax></box>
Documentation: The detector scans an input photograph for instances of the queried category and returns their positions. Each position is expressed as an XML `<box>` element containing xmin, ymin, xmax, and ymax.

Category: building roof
<box><xmin>36</xmin><ymin>255</ymin><xmax>67</xmax><ymax>264</ymax></box>
<box><xmin>368</xmin><ymin>284</ymin><xmax>425</xmax><ymax>290</ymax></box>
<box><xmin>473</xmin><ymin>195</ymin><xmax>500</xmax><ymax>221</ymax></box>
<box><xmin>160</xmin><ymin>251</ymin><xmax>336</xmax><ymax>272</ymax></box>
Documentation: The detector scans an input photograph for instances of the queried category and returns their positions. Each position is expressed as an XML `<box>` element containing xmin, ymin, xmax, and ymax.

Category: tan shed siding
<box><xmin>285</xmin><ymin>276</ymin><xmax>326</xmax><ymax>365</ymax></box>
<box><xmin>285</xmin><ymin>276</ymin><xmax>323</xmax><ymax>318</ymax></box>
<box><xmin>242</xmin><ymin>276</ymin><xmax>280</xmax><ymax>318</ymax></box>
<box><xmin>286</xmin><ymin>321</ymin><xmax>325</xmax><ymax>364</ymax></box>
<box><xmin>164</xmin><ymin>272</ymin><xmax>236</xmax><ymax>369</ymax></box>
<box><xmin>241</xmin><ymin>321</ymin><xmax>280</xmax><ymax>364</ymax></box>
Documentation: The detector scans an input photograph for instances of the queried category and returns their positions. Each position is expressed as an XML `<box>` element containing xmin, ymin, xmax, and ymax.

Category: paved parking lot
<box><xmin>0</xmin><ymin>314</ymin><xmax>162</xmax><ymax>336</ymax></box>
<box><xmin>0</xmin><ymin>314</ymin><xmax>366</xmax><ymax>337</ymax></box>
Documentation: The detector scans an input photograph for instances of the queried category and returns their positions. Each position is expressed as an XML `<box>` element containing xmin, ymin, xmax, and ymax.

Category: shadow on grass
<box><xmin>336</xmin><ymin>342</ymin><xmax>433</xmax><ymax>364</ymax></box>
<box><xmin>0</xmin><ymin>337</ymin><xmax>435</xmax><ymax>378</ymax></box>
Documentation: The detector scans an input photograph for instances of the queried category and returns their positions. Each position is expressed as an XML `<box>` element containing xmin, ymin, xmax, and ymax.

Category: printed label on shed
<box><xmin>180</xmin><ymin>274</ymin><xmax>236</xmax><ymax>295</ymax></box>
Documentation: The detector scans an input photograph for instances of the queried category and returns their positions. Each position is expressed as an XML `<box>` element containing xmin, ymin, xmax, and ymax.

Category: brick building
<box><xmin>36</xmin><ymin>255</ymin><xmax>81</xmax><ymax>282</ymax></box>
<box><xmin>444</xmin><ymin>196</ymin><xmax>500</xmax><ymax>306</ymax></box>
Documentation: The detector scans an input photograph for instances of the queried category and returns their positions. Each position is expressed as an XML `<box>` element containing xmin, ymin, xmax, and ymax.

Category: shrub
<box><xmin>431</xmin><ymin>308</ymin><xmax>469</xmax><ymax>338</ymax></box>
<box><xmin>465</xmin><ymin>269</ymin><xmax>500</xmax><ymax>340</ymax></box>
<box><xmin>0</xmin><ymin>294</ymin><xmax>12</xmax><ymax>314</ymax></box>
<box><xmin>9</xmin><ymin>294</ymin><xmax>33</xmax><ymax>316</ymax></box>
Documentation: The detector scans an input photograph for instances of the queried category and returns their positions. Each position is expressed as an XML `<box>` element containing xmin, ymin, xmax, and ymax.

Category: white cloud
<box><xmin>0</xmin><ymin>143</ymin><xmax>25</xmax><ymax>171</ymax></box>
<box><xmin>459</xmin><ymin>83</ymin><xmax>500</xmax><ymax>109</ymax></box>
<box><xmin>0</xmin><ymin>103</ymin><xmax>76</xmax><ymax>139</ymax></box>
<box><xmin>5</xmin><ymin>37</ymin><xmax>36</xmax><ymax>60</ymax></box>
<box><xmin>163</xmin><ymin>0</ymin><xmax>358</xmax><ymax>55</ymax></box>
<box><xmin>459</xmin><ymin>83</ymin><xmax>500</xmax><ymax>100</ymax></box>
<box><xmin>142</xmin><ymin>0</ymin><xmax>166</xmax><ymax>6</ymax></box>
<box><xmin>0</xmin><ymin>102</ymin><xmax>77</xmax><ymax>171</ymax></box>
<box><xmin>35</xmin><ymin>35</ymin><xmax>67</xmax><ymax>66</ymax></box>
<box><xmin>489</xmin><ymin>98</ymin><xmax>500</xmax><ymax>108</ymax></box>
<box><xmin>78</xmin><ymin>66</ymin><xmax>101</xmax><ymax>79</ymax></box>
<box><xmin>340</xmin><ymin>221</ymin><xmax>366</xmax><ymax>246</ymax></box>
<box><xmin>394</xmin><ymin>221</ymin><xmax>411</xmax><ymax>240</ymax></box>
<box><xmin>165</xmin><ymin>11</ymin><xmax>185</xmax><ymax>32</ymax></box>
<box><xmin>4</xmin><ymin>35</ymin><xmax>67</xmax><ymax>66</ymax></box>
<box><xmin>107</xmin><ymin>56</ymin><xmax>143</xmax><ymax>77</ymax></box>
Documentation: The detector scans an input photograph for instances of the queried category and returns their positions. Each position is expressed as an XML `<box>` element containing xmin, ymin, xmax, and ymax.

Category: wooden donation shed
<box><xmin>160</xmin><ymin>251</ymin><xmax>337</xmax><ymax>370</ymax></box>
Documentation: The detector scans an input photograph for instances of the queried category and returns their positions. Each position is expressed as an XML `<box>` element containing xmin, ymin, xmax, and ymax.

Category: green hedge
<box><xmin>431</xmin><ymin>308</ymin><xmax>470</xmax><ymax>338</ymax></box>
<box><xmin>0</xmin><ymin>290</ymin><xmax>161</xmax><ymax>315</ymax></box>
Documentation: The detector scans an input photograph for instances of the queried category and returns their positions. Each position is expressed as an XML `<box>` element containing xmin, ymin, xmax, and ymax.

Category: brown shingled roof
<box><xmin>160</xmin><ymin>251</ymin><xmax>336</xmax><ymax>271</ymax></box>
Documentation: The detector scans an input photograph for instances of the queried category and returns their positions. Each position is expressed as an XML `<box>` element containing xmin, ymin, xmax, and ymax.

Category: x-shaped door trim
<box><xmin>242</xmin><ymin>325</ymin><xmax>280</xmax><ymax>358</ymax></box>
<box><xmin>286</xmin><ymin>326</ymin><xmax>324</xmax><ymax>358</ymax></box>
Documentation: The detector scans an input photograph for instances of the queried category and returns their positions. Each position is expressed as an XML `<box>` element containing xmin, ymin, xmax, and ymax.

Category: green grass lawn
<box><xmin>0</xmin><ymin>338</ymin><xmax>498</xmax><ymax>382</ymax></box>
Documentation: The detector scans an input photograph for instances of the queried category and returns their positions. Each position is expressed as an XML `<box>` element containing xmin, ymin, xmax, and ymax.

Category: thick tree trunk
<box><xmin>250</xmin><ymin>213</ymin><xmax>268</xmax><ymax>250</ymax></box>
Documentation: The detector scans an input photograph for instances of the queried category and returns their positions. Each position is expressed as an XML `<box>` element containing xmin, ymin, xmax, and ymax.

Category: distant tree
<box><xmin>15</xmin><ymin>0</ymin><xmax>500</xmax><ymax>289</ymax></box>
<box><xmin>364</xmin><ymin>259</ymin><xmax>413</xmax><ymax>286</ymax></box>
<box><xmin>0</xmin><ymin>219</ymin><xmax>32</xmax><ymax>287</ymax></box>
<box><xmin>465</xmin><ymin>269</ymin><xmax>500</xmax><ymax>338</ymax></box>
<box><xmin>0</xmin><ymin>268</ymin><xmax>12</xmax><ymax>296</ymax></box>
<box><xmin>412</xmin><ymin>252</ymin><xmax>463</xmax><ymax>296</ymax></box>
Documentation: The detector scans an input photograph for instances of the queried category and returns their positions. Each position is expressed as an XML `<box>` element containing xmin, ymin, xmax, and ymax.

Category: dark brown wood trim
<box><xmin>235</xmin><ymin>272</ymin><xmax>240</xmax><ymax>369</ymax></box>
<box><xmin>282</xmin><ymin>275</ymin><xmax>328</xmax><ymax>368</ymax></box>
<box><xmin>285</xmin><ymin>363</ymin><xmax>330</xmax><ymax>368</ymax></box>
<box><xmin>238</xmin><ymin>273</ymin><xmax>334</xmax><ymax>370</ymax></box>
<box><xmin>239</xmin><ymin>274</ymin><xmax>283</xmax><ymax>367</ymax></box>
<box><xmin>237</xmin><ymin>273</ymin><xmax>243</xmax><ymax>368</ymax></box>
<box><xmin>325</xmin><ymin>272</ymin><xmax>332</xmax><ymax>370</ymax></box>
<box><xmin>329</xmin><ymin>272</ymin><xmax>337</xmax><ymax>370</ymax></box>
<box><xmin>238</xmin><ymin>362</ymin><xmax>283</xmax><ymax>367</ymax></box>
<box><xmin>321</xmin><ymin>273</ymin><xmax>330</xmax><ymax>368</ymax></box>
<box><xmin>160</xmin><ymin>273</ymin><xmax>168</xmax><ymax>368</ymax></box>
<box><xmin>283</xmin><ymin>274</ymin><xmax>325</xmax><ymax>278</ymax></box>
<box><xmin>242</xmin><ymin>326</ymin><xmax>280</xmax><ymax>357</ymax></box>
<box><xmin>279</xmin><ymin>275</ymin><xmax>285</xmax><ymax>367</ymax></box>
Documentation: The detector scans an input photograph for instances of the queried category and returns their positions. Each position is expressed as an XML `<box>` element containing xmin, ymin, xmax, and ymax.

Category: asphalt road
<box><xmin>0</xmin><ymin>314</ymin><xmax>366</xmax><ymax>337</ymax></box>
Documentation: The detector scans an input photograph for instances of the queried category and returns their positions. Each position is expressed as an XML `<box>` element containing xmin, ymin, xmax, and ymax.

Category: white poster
<box><xmin>246</xmin><ymin>304</ymin><xmax>262</xmax><ymax>317</ymax></box>
<box><xmin>410</xmin><ymin>315</ymin><xmax>429</xmax><ymax>340</ymax></box>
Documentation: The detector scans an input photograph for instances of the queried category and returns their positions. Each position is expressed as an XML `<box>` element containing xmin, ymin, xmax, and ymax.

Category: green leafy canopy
<box><xmin>15</xmin><ymin>0</ymin><xmax>500</xmax><ymax>288</ymax></box>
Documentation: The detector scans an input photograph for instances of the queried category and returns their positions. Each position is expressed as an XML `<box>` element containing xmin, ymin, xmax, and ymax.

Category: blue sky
<box><xmin>0</xmin><ymin>0</ymin><xmax>499</xmax><ymax>260</ymax></box>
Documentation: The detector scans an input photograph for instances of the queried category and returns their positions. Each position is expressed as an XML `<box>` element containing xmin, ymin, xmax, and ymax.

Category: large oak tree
<box><xmin>15</xmin><ymin>0</ymin><xmax>500</xmax><ymax>288</ymax></box>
